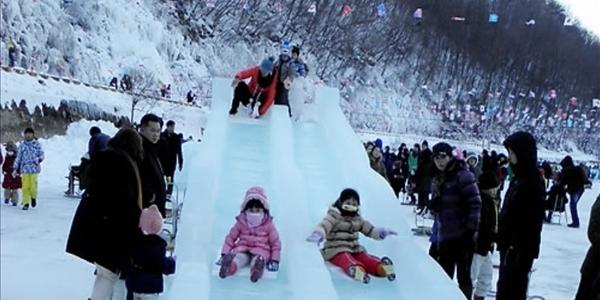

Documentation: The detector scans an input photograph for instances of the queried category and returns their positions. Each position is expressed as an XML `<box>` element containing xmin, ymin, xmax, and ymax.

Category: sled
<box><xmin>211</xmin><ymin>251</ymin><xmax>278</xmax><ymax>279</ymax></box>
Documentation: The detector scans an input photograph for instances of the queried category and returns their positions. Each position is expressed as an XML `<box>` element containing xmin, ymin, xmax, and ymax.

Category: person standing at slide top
<box><xmin>230</xmin><ymin>59</ymin><xmax>278</xmax><ymax>118</ymax></box>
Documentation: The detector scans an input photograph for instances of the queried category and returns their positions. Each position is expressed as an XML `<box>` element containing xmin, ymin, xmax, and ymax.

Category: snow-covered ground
<box><xmin>1</xmin><ymin>83</ymin><xmax>597</xmax><ymax>299</ymax></box>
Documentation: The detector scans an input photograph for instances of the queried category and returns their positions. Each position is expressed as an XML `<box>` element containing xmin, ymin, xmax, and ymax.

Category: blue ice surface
<box><xmin>163</xmin><ymin>78</ymin><xmax>465</xmax><ymax>300</ymax></box>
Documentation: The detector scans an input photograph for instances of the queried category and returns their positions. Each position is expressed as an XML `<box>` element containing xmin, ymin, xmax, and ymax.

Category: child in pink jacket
<box><xmin>219</xmin><ymin>186</ymin><xmax>281</xmax><ymax>282</ymax></box>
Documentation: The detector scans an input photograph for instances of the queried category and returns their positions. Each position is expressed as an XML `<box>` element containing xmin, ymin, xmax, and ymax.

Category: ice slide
<box><xmin>164</xmin><ymin>78</ymin><xmax>465</xmax><ymax>300</ymax></box>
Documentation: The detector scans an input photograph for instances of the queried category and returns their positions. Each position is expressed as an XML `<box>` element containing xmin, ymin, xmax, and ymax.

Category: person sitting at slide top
<box><xmin>219</xmin><ymin>186</ymin><xmax>281</xmax><ymax>282</ymax></box>
<box><xmin>229</xmin><ymin>59</ymin><xmax>278</xmax><ymax>118</ymax></box>
<box><xmin>307</xmin><ymin>188</ymin><xmax>397</xmax><ymax>283</ymax></box>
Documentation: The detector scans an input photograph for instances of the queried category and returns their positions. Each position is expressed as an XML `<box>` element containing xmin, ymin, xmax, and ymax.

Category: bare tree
<box><xmin>126</xmin><ymin>67</ymin><xmax>158</xmax><ymax>122</ymax></box>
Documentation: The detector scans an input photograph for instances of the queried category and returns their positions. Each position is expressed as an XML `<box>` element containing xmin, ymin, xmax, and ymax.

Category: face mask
<box><xmin>7</xmin><ymin>151</ymin><xmax>14</xmax><ymax>156</ymax></box>
<box><xmin>341</xmin><ymin>204</ymin><xmax>358</xmax><ymax>212</ymax></box>
<box><xmin>245</xmin><ymin>212</ymin><xmax>265</xmax><ymax>228</ymax></box>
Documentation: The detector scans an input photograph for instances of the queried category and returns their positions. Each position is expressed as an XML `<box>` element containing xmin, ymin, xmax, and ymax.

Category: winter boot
<box><xmin>348</xmin><ymin>265</ymin><xmax>370</xmax><ymax>284</ymax></box>
<box><xmin>250</xmin><ymin>256</ymin><xmax>266</xmax><ymax>283</ymax></box>
<box><xmin>31</xmin><ymin>198</ymin><xmax>37</xmax><ymax>208</ymax></box>
<box><xmin>22</xmin><ymin>204</ymin><xmax>29</xmax><ymax>210</ymax></box>
<box><xmin>218</xmin><ymin>254</ymin><xmax>236</xmax><ymax>278</ymax></box>
<box><xmin>377</xmin><ymin>257</ymin><xmax>396</xmax><ymax>281</ymax></box>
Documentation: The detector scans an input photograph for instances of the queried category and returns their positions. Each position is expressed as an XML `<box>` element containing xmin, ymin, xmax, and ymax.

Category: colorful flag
<box><xmin>413</xmin><ymin>8</ymin><xmax>423</xmax><ymax>20</ymax></box>
<box><xmin>342</xmin><ymin>4</ymin><xmax>352</xmax><ymax>16</ymax></box>
<box><xmin>488</xmin><ymin>13</ymin><xmax>499</xmax><ymax>23</ymax></box>
<box><xmin>308</xmin><ymin>2</ymin><xmax>316</xmax><ymax>14</ymax></box>
<box><xmin>376</xmin><ymin>3</ymin><xmax>386</xmax><ymax>17</ymax></box>
<box><xmin>564</xmin><ymin>17</ymin><xmax>575</xmax><ymax>26</ymax></box>
<box><xmin>525</xmin><ymin>19</ymin><xmax>536</xmax><ymax>26</ymax></box>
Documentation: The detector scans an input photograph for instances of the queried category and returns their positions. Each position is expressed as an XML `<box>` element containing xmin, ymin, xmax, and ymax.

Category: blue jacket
<box><xmin>291</xmin><ymin>58</ymin><xmax>306</xmax><ymax>77</ymax></box>
<box><xmin>88</xmin><ymin>133</ymin><xmax>110</xmax><ymax>158</ymax></box>
<box><xmin>13</xmin><ymin>140</ymin><xmax>44</xmax><ymax>174</ymax></box>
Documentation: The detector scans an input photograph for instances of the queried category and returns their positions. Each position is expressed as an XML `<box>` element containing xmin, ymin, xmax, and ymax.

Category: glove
<box><xmin>252</xmin><ymin>103</ymin><xmax>260</xmax><ymax>118</ymax></box>
<box><xmin>375</xmin><ymin>227</ymin><xmax>397</xmax><ymax>240</ymax></box>
<box><xmin>266</xmin><ymin>260</ymin><xmax>279</xmax><ymax>272</ymax></box>
<box><xmin>306</xmin><ymin>231</ymin><xmax>324</xmax><ymax>245</ymax></box>
<box><xmin>163</xmin><ymin>256</ymin><xmax>176</xmax><ymax>275</ymax></box>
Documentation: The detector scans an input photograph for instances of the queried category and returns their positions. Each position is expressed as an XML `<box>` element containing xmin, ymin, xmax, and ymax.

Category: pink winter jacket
<box><xmin>221</xmin><ymin>214</ymin><xmax>281</xmax><ymax>261</ymax></box>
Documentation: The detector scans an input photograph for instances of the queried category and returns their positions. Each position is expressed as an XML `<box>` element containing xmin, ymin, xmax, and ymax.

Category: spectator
<box><xmin>88</xmin><ymin>126</ymin><xmax>111</xmax><ymax>160</ymax></box>
<box><xmin>2</xmin><ymin>142</ymin><xmax>21</xmax><ymax>206</ymax></box>
<box><xmin>416</xmin><ymin>140</ymin><xmax>433</xmax><ymax>211</ymax></box>
<box><xmin>496</xmin><ymin>132</ymin><xmax>546</xmax><ymax>300</ymax></box>
<box><xmin>160</xmin><ymin>120</ymin><xmax>184</xmax><ymax>197</ymax></box>
<box><xmin>127</xmin><ymin>114</ymin><xmax>173</xmax><ymax>299</ymax></box>
<box><xmin>574</xmin><ymin>194</ymin><xmax>600</xmax><ymax>300</ymax></box>
<box><xmin>559</xmin><ymin>155</ymin><xmax>591</xmax><ymax>228</ymax></box>
<box><xmin>229</xmin><ymin>59</ymin><xmax>278</xmax><ymax>118</ymax></box>
<box><xmin>7</xmin><ymin>39</ymin><xmax>17</xmax><ymax>67</ymax></box>
<box><xmin>466</xmin><ymin>152</ymin><xmax>482</xmax><ymax>179</ymax></box>
<box><xmin>369</xmin><ymin>146</ymin><xmax>389</xmax><ymax>182</ymax></box>
<box><xmin>186</xmin><ymin>90</ymin><xmax>196</xmax><ymax>104</ymax></box>
<box><xmin>109</xmin><ymin>77</ymin><xmax>118</xmax><ymax>89</ymax></box>
<box><xmin>472</xmin><ymin>172</ymin><xmax>500</xmax><ymax>300</ymax></box>
<box><xmin>66</xmin><ymin>128</ymin><xmax>145</xmax><ymax>300</ymax></box>
<box><xmin>13</xmin><ymin>128</ymin><xmax>44</xmax><ymax>210</ymax></box>
<box><xmin>428</xmin><ymin>142</ymin><xmax>481</xmax><ymax>298</ymax></box>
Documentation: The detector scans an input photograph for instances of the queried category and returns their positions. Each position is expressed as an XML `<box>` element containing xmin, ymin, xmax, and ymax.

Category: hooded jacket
<box><xmin>221</xmin><ymin>191</ymin><xmax>281</xmax><ymax>261</ymax></box>
<box><xmin>559</xmin><ymin>156</ymin><xmax>588</xmax><ymax>194</ymax></box>
<box><xmin>315</xmin><ymin>206</ymin><xmax>382</xmax><ymax>261</ymax></box>
<box><xmin>498</xmin><ymin>132</ymin><xmax>546</xmax><ymax>258</ymax></box>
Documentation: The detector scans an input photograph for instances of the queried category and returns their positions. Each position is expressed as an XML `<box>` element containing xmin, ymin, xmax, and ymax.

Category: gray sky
<box><xmin>555</xmin><ymin>0</ymin><xmax>600</xmax><ymax>38</ymax></box>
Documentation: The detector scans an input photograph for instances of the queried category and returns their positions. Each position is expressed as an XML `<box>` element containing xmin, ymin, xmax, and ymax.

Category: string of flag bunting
<box><xmin>203</xmin><ymin>1</ymin><xmax>579</xmax><ymax>27</ymax></box>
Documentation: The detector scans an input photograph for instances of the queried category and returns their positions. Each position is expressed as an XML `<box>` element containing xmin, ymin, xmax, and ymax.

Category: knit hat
<box><xmin>478</xmin><ymin>171</ymin><xmax>500</xmax><ymax>190</ymax></box>
<box><xmin>5</xmin><ymin>141</ymin><xmax>17</xmax><ymax>152</ymax></box>
<box><xmin>374</xmin><ymin>138</ymin><xmax>383</xmax><ymax>150</ymax></box>
<box><xmin>280</xmin><ymin>40</ymin><xmax>290</xmax><ymax>56</ymax></box>
<box><xmin>241</xmin><ymin>186</ymin><xmax>270</xmax><ymax>211</ymax></box>
<box><xmin>466</xmin><ymin>152</ymin><xmax>478</xmax><ymax>164</ymax></box>
<box><xmin>432</xmin><ymin>142</ymin><xmax>453</xmax><ymax>157</ymax></box>
<box><xmin>259</xmin><ymin>59</ymin><xmax>274</xmax><ymax>74</ymax></box>
<box><xmin>139</xmin><ymin>204</ymin><xmax>163</xmax><ymax>235</ymax></box>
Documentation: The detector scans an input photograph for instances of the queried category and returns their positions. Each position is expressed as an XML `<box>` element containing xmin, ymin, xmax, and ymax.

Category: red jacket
<box><xmin>235</xmin><ymin>66</ymin><xmax>278</xmax><ymax>116</ymax></box>
<box><xmin>2</xmin><ymin>155</ymin><xmax>22</xmax><ymax>189</ymax></box>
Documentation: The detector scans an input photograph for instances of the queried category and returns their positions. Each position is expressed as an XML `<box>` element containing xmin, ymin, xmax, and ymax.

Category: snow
<box><xmin>0</xmin><ymin>68</ymin><xmax>208</xmax><ymax>141</ymax></box>
<box><xmin>0</xmin><ymin>79</ymin><xmax>596</xmax><ymax>299</ymax></box>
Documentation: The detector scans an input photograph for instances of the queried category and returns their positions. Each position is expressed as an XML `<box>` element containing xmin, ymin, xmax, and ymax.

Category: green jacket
<box><xmin>408</xmin><ymin>154</ymin><xmax>418</xmax><ymax>174</ymax></box>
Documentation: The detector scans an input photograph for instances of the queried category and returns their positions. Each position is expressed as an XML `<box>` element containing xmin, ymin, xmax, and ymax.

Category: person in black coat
<box><xmin>416</xmin><ymin>140</ymin><xmax>433</xmax><ymax>211</ymax></box>
<box><xmin>496</xmin><ymin>131</ymin><xmax>546</xmax><ymax>300</ymax></box>
<box><xmin>66</xmin><ymin>128</ymin><xmax>144</xmax><ymax>299</ymax></box>
<box><xmin>560</xmin><ymin>155</ymin><xmax>591</xmax><ymax>228</ymax></box>
<box><xmin>575</xmin><ymin>194</ymin><xmax>600</xmax><ymax>300</ymax></box>
<box><xmin>472</xmin><ymin>171</ymin><xmax>500</xmax><ymax>300</ymax></box>
<box><xmin>138</xmin><ymin>114</ymin><xmax>167</xmax><ymax>217</ymax></box>
<box><xmin>159</xmin><ymin>120</ymin><xmax>183</xmax><ymax>197</ymax></box>
<box><xmin>128</xmin><ymin>114</ymin><xmax>173</xmax><ymax>298</ymax></box>
<box><xmin>88</xmin><ymin>126</ymin><xmax>111</xmax><ymax>160</ymax></box>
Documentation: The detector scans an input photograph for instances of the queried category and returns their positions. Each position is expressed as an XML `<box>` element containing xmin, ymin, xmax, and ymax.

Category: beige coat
<box><xmin>315</xmin><ymin>206</ymin><xmax>381</xmax><ymax>260</ymax></box>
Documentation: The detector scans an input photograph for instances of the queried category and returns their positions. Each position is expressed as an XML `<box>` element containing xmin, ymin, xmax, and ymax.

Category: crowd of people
<box><xmin>363</xmin><ymin>132</ymin><xmax>598</xmax><ymax>299</ymax></box>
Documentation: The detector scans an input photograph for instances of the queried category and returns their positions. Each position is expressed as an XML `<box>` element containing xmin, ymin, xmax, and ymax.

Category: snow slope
<box><xmin>165</xmin><ymin>78</ymin><xmax>465</xmax><ymax>299</ymax></box>
<box><xmin>0</xmin><ymin>68</ymin><xmax>207</xmax><ymax>139</ymax></box>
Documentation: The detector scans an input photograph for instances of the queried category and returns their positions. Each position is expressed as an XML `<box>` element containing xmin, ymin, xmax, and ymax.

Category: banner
<box><xmin>342</xmin><ymin>5</ymin><xmax>352</xmax><ymax>16</ymax></box>
<box><xmin>376</xmin><ymin>3</ymin><xmax>386</xmax><ymax>17</ymax></box>
<box><xmin>308</xmin><ymin>3</ymin><xmax>316</xmax><ymax>14</ymax></box>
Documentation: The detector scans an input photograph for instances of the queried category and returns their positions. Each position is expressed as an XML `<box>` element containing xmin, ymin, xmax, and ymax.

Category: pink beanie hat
<box><xmin>241</xmin><ymin>186</ymin><xmax>269</xmax><ymax>211</ymax></box>
<box><xmin>139</xmin><ymin>204</ymin><xmax>163</xmax><ymax>235</ymax></box>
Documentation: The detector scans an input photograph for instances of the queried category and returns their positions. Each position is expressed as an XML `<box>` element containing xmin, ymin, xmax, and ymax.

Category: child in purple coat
<box><xmin>219</xmin><ymin>186</ymin><xmax>282</xmax><ymax>282</ymax></box>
